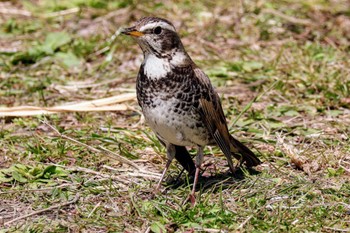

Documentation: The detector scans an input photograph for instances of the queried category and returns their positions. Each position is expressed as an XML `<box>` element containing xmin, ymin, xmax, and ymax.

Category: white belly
<box><xmin>142</xmin><ymin>98</ymin><xmax>209</xmax><ymax>146</ymax></box>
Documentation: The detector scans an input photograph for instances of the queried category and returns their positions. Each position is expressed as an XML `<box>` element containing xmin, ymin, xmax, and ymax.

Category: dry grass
<box><xmin>0</xmin><ymin>0</ymin><xmax>350</xmax><ymax>232</ymax></box>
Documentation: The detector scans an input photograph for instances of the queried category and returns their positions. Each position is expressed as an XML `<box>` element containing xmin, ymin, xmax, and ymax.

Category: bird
<box><xmin>121</xmin><ymin>16</ymin><xmax>261</xmax><ymax>201</ymax></box>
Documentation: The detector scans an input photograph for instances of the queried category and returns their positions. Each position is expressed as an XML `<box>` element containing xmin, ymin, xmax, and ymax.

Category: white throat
<box><xmin>143</xmin><ymin>51</ymin><xmax>188</xmax><ymax>80</ymax></box>
<box><xmin>143</xmin><ymin>54</ymin><xmax>170</xmax><ymax>80</ymax></box>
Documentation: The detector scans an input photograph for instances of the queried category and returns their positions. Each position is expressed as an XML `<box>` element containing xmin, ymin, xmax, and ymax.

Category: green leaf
<box><xmin>0</xmin><ymin>171</ymin><xmax>14</xmax><ymax>183</ymax></box>
<box><xmin>11</xmin><ymin>47</ymin><xmax>44</xmax><ymax>64</ymax></box>
<box><xmin>0</xmin><ymin>164</ymin><xmax>69</xmax><ymax>184</ymax></box>
<box><xmin>54</xmin><ymin>52</ymin><xmax>82</xmax><ymax>68</ymax></box>
<box><xmin>43</xmin><ymin>32</ymin><xmax>72</xmax><ymax>51</ymax></box>
<box><xmin>13</xmin><ymin>163</ymin><xmax>28</xmax><ymax>171</ymax></box>
<box><xmin>326</xmin><ymin>110</ymin><xmax>343</xmax><ymax>117</ymax></box>
<box><xmin>54</xmin><ymin>167</ymin><xmax>69</xmax><ymax>177</ymax></box>
<box><xmin>227</xmin><ymin>62</ymin><xmax>243</xmax><ymax>72</ymax></box>
<box><xmin>268</xmin><ymin>120</ymin><xmax>286</xmax><ymax>129</ymax></box>
<box><xmin>284</xmin><ymin>109</ymin><xmax>300</xmax><ymax>117</ymax></box>
<box><xmin>150</xmin><ymin>221</ymin><xmax>166</xmax><ymax>233</ymax></box>
<box><xmin>32</xmin><ymin>165</ymin><xmax>46</xmax><ymax>175</ymax></box>
<box><xmin>182</xmin><ymin>222</ymin><xmax>201</xmax><ymax>228</ymax></box>
<box><xmin>327</xmin><ymin>167</ymin><xmax>345</xmax><ymax>177</ymax></box>
<box><xmin>11</xmin><ymin>32</ymin><xmax>72</xmax><ymax>65</ymax></box>
<box><xmin>141</xmin><ymin>201</ymin><xmax>154</xmax><ymax>213</ymax></box>
<box><xmin>242</xmin><ymin>61</ymin><xmax>263</xmax><ymax>72</ymax></box>
<box><xmin>12</xmin><ymin>170</ymin><xmax>28</xmax><ymax>183</ymax></box>
<box><xmin>42</xmin><ymin>165</ymin><xmax>57</xmax><ymax>178</ymax></box>
<box><xmin>207</xmin><ymin>66</ymin><xmax>228</xmax><ymax>78</ymax></box>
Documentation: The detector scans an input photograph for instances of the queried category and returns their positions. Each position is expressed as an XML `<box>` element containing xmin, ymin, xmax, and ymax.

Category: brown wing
<box><xmin>194</xmin><ymin>67</ymin><xmax>261</xmax><ymax>169</ymax></box>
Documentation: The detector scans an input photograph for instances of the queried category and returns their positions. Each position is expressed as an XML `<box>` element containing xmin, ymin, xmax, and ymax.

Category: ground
<box><xmin>0</xmin><ymin>0</ymin><xmax>349</xmax><ymax>232</ymax></box>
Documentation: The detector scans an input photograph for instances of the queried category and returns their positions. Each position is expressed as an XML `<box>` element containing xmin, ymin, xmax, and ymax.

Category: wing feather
<box><xmin>194</xmin><ymin>67</ymin><xmax>261</xmax><ymax>168</ymax></box>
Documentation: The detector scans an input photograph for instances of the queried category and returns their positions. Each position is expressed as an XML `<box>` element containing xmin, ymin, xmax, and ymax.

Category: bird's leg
<box><xmin>226</xmin><ymin>155</ymin><xmax>236</xmax><ymax>174</ymax></box>
<box><xmin>189</xmin><ymin>146</ymin><xmax>204</xmax><ymax>205</ymax></box>
<box><xmin>154</xmin><ymin>144</ymin><xmax>176</xmax><ymax>193</ymax></box>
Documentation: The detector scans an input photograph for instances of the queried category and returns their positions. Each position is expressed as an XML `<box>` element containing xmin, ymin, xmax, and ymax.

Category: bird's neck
<box><xmin>142</xmin><ymin>49</ymin><xmax>191</xmax><ymax>80</ymax></box>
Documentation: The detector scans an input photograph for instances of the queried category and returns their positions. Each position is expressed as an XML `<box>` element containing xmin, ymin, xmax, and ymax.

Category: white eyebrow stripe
<box><xmin>140</xmin><ymin>22</ymin><xmax>175</xmax><ymax>32</ymax></box>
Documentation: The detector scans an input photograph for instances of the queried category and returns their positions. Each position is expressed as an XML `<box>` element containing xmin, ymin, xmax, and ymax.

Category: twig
<box><xmin>98</xmin><ymin>146</ymin><xmax>140</xmax><ymax>170</ymax></box>
<box><xmin>195</xmin><ymin>228</ymin><xmax>225</xmax><ymax>233</ymax></box>
<box><xmin>236</xmin><ymin>215</ymin><xmax>253</xmax><ymax>230</ymax></box>
<box><xmin>4</xmin><ymin>194</ymin><xmax>80</xmax><ymax>226</ymax></box>
<box><xmin>106</xmin><ymin>193</ymin><xmax>120</xmax><ymax>213</ymax></box>
<box><xmin>87</xmin><ymin>202</ymin><xmax>101</xmax><ymax>218</ymax></box>
<box><xmin>323</xmin><ymin>227</ymin><xmax>350</xmax><ymax>232</ymax></box>
<box><xmin>144</xmin><ymin>226</ymin><xmax>151</xmax><ymax>233</ymax></box>
<box><xmin>52</xmin><ymin>77</ymin><xmax>135</xmax><ymax>91</ymax></box>
<box><xmin>43</xmin><ymin>7</ymin><xmax>80</xmax><ymax>18</ymax></box>
<box><xmin>0</xmin><ymin>183</ymin><xmax>71</xmax><ymax>195</ymax></box>
<box><xmin>0</xmin><ymin>93</ymin><xmax>136</xmax><ymax>117</ymax></box>
<box><xmin>91</xmin><ymin>27</ymin><xmax>124</xmax><ymax>56</ymax></box>
<box><xmin>229</xmin><ymin>80</ymin><xmax>278</xmax><ymax>129</ymax></box>
<box><xmin>123</xmin><ymin>172</ymin><xmax>161</xmax><ymax>180</ymax></box>
<box><xmin>44</xmin><ymin>121</ymin><xmax>99</xmax><ymax>152</ymax></box>
<box><xmin>43</xmin><ymin>121</ymin><xmax>161</xmax><ymax>183</ymax></box>
<box><xmin>339</xmin><ymin>164</ymin><xmax>350</xmax><ymax>173</ymax></box>
<box><xmin>0</xmin><ymin>8</ymin><xmax>32</xmax><ymax>17</ymax></box>
<box><xmin>129</xmin><ymin>192</ymin><xmax>141</xmax><ymax>217</ymax></box>
<box><xmin>339</xmin><ymin>158</ymin><xmax>350</xmax><ymax>173</ymax></box>
<box><xmin>43</xmin><ymin>121</ymin><xmax>141</xmax><ymax>170</ymax></box>
<box><xmin>51</xmin><ymin>164</ymin><xmax>130</xmax><ymax>185</ymax></box>
<box><xmin>102</xmin><ymin>165</ymin><xmax>161</xmax><ymax>179</ymax></box>
<box><xmin>93</xmin><ymin>7</ymin><xmax>130</xmax><ymax>22</ymax></box>
<box><xmin>0</xmin><ymin>105</ymin><xmax>130</xmax><ymax>117</ymax></box>
<box><xmin>262</xmin><ymin>8</ymin><xmax>314</xmax><ymax>26</ymax></box>
<box><xmin>226</xmin><ymin>38</ymin><xmax>294</xmax><ymax>48</ymax></box>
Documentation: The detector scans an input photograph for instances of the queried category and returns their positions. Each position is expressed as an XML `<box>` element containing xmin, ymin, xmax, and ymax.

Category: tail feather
<box><xmin>229</xmin><ymin>135</ymin><xmax>261</xmax><ymax>167</ymax></box>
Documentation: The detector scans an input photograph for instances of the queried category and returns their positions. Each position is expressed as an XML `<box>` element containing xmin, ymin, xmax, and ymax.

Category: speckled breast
<box><xmin>136</xmin><ymin>66</ymin><xmax>212</xmax><ymax>146</ymax></box>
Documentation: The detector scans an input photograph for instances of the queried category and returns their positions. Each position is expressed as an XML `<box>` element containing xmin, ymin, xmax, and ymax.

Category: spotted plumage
<box><xmin>122</xmin><ymin>17</ymin><xmax>261</xmax><ymax>200</ymax></box>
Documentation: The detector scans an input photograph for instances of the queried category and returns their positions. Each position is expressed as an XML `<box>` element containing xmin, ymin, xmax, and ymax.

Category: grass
<box><xmin>1</xmin><ymin>0</ymin><xmax>350</xmax><ymax>232</ymax></box>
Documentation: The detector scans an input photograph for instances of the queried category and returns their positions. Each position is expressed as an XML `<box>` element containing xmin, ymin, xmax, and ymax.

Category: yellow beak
<box><xmin>121</xmin><ymin>27</ymin><xmax>144</xmax><ymax>37</ymax></box>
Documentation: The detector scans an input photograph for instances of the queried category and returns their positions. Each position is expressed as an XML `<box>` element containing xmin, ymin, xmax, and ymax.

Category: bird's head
<box><xmin>121</xmin><ymin>17</ymin><xmax>185</xmax><ymax>58</ymax></box>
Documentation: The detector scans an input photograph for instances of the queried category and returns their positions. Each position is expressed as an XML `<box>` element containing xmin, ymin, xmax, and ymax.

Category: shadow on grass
<box><xmin>165</xmin><ymin>167</ymin><xmax>261</xmax><ymax>192</ymax></box>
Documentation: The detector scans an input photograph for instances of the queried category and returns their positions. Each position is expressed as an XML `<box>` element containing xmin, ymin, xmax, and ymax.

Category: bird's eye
<box><xmin>154</xmin><ymin>26</ymin><xmax>162</xmax><ymax>34</ymax></box>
